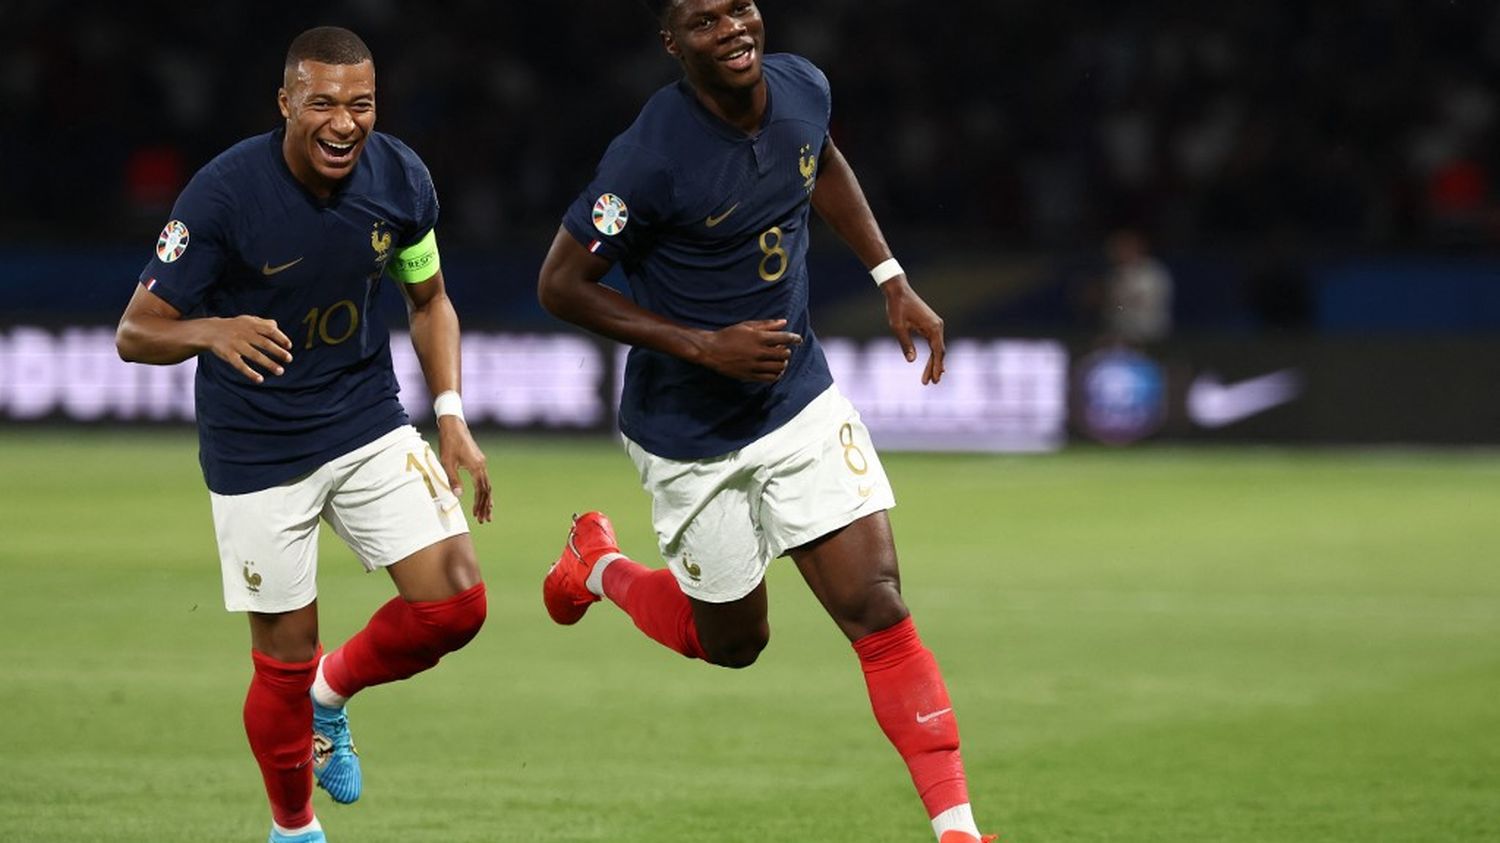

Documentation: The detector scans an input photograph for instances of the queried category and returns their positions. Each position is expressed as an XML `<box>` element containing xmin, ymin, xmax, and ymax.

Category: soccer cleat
<box><xmin>311</xmin><ymin>695</ymin><xmax>361</xmax><ymax>804</ymax></box>
<box><xmin>542</xmin><ymin>511</ymin><xmax>620</xmax><ymax>625</ymax></box>
<box><xmin>938</xmin><ymin>833</ymin><xmax>998</xmax><ymax>843</ymax></box>
<box><xmin>268</xmin><ymin>828</ymin><xmax>327</xmax><ymax>843</ymax></box>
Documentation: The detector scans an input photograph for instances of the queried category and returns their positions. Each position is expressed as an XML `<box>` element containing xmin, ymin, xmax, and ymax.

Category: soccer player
<box><xmin>536</xmin><ymin>2</ymin><xmax>995</xmax><ymax>841</ymax></box>
<box><xmin>116</xmin><ymin>27</ymin><xmax>489</xmax><ymax>843</ymax></box>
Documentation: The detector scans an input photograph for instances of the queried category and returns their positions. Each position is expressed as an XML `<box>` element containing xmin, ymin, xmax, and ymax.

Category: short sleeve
<box><xmin>561</xmin><ymin>139</ymin><xmax>673</xmax><ymax>263</ymax></box>
<box><xmin>384</xmin><ymin>136</ymin><xmax>438</xmax><ymax>244</ymax></box>
<box><xmin>400</xmin><ymin>150</ymin><xmax>440</xmax><ymax>248</ymax></box>
<box><xmin>137</xmin><ymin>167</ymin><xmax>234</xmax><ymax>314</ymax></box>
<box><xmin>808</xmin><ymin>59</ymin><xmax>833</xmax><ymax>126</ymax></box>
<box><xmin>777</xmin><ymin>53</ymin><xmax>832</xmax><ymax>128</ymax></box>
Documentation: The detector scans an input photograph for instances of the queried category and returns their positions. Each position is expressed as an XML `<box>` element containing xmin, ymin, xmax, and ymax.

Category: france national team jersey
<box><xmin>139</xmin><ymin>130</ymin><xmax>438</xmax><ymax>494</ymax></box>
<box><xmin>563</xmin><ymin>53</ymin><xmax>836</xmax><ymax>460</ymax></box>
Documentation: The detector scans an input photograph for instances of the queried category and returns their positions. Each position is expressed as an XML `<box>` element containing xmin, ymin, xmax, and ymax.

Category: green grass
<box><xmin>1</xmin><ymin>431</ymin><xmax>1497</xmax><ymax>842</ymax></box>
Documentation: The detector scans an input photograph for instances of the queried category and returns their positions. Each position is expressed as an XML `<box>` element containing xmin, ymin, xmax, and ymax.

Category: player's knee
<box><xmin>705</xmin><ymin>625</ymin><xmax>770</xmax><ymax>669</ymax></box>
<box><xmin>415</xmin><ymin>582</ymin><xmax>487</xmax><ymax>654</ymax></box>
<box><xmin>443</xmin><ymin>582</ymin><xmax>487</xmax><ymax>649</ymax></box>
<box><xmin>833</xmin><ymin>579</ymin><xmax>908</xmax><ymax>641</ymax></box>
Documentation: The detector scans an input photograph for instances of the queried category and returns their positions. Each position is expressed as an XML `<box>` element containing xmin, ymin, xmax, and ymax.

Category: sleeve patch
<box><xmin>592</xmin><ymin>193</ymin><xmax>629</xmax><ymax>236</ymax></box>
<box><xmin>156</xmin><ymin>220</ymin><xmax>190</xmax><ymax>262</ymax></box>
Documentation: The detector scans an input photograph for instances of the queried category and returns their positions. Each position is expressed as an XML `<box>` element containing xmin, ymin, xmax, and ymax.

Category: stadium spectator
<box><xmin>113</xmin><ymin>27</ymin><xmax>491</xmax><ymax>843</ymax></box>
<box><xmin>535</xmin><ymin>2</ymin><xmax>993</xmax><ymax>842</ymax></box>
<box><xmin>1099</xmin><ymin>228</ymin><xmax>1174</xmax><ymax>345</ymax></box>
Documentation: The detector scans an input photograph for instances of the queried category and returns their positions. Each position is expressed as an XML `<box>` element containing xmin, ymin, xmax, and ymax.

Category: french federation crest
<box><xmin>156</xmin><ymin>220</ymin><xmax>189</xmax><ymax>263</ymax></box>
<box><xmin>371</xmin><ymin>221</ymin><xmax>393</xmax><ymax>261</ymax></box>
<box><xmin>592</xmin><ymin>193</ymin><xmax>629</xmax><ymax>236</ymax></box>
<box><xmin>799</xmin><ymin>144</ymin><xmax>818</xmax><ymax>193</ymax></box>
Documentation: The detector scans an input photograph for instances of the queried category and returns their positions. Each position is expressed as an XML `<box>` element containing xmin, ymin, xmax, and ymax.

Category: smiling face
<box><xmin>661</xmin><ymin>0</ymin><xmax>766</xmax><ymax>95</ymax></box>
<box><xmin>278</xmin><ymin>59</ymin><xmax>376</xmax><ymax>196</ymax></box>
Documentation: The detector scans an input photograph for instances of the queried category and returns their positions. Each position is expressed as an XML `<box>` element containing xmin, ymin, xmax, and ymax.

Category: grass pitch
<box><xmin>1</xmin><ymin>431</ymin><xmax>1497</xmax><ymax>842</ymax></box>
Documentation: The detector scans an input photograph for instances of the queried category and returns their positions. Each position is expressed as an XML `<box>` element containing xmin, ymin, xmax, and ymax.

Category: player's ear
<box><xmin>661</xmin><ymin>29</ymin><xmax>680</xmax><ymax>59</ymax></box>
<box><xmin>277</xmin><ymin>87</ymin><xmax>291</xmax><ymax>120</ymax></box>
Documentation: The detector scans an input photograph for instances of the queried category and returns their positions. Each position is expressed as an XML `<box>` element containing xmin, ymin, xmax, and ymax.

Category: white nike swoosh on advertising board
<box><xmin>1187</xmin><ymin>369</ymin><xmax>1303</xmax><ymax>428</ymax></box>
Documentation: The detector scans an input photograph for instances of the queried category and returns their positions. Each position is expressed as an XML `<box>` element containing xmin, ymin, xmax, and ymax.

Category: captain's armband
<box><xmin>388</xmin><ymin>229</ymin><xmax>441</xmax><ymax>284</ymax></box>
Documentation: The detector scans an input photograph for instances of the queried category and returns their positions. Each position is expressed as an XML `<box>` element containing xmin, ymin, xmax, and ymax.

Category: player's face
<box><xmin>278</xmin><ymin>60</ymin><xmax>376</xmax><ymax>191</ymax></box>
<box><xmin>663</xmin><ymin>0</ymin><xmax>765</xmax><ymax>92</ymax></box>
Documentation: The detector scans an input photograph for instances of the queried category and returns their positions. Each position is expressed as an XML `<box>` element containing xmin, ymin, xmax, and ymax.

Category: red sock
<box><xmin>322</xmin><ymin>582</ymin><xmax>487</xmax><ymax>698</ymax></box>
<box><xmin>602</xmin><ymin>560</ymin><xmax>707</xmax><ymax>660</ymax></box>
<box><xmin>244</xmin><ymin>648</ymin><xmax>318</xmax><ymax>829</ymax></box>
<box><xmin>853</xmin><ymin>617</ymin><xmax>970</xmax><ymax>818</ymax></box>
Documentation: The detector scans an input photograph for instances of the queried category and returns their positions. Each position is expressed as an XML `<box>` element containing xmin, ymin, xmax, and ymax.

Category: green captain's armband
<box><xmin>388</xmin><ymin>229</ymin><xmax>441</xmax><ymax>284</ymax></box>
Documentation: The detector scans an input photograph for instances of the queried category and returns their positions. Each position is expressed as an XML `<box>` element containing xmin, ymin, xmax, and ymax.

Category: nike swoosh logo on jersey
<box><xmin>261</xmin><ymin>257</ymin><xmax>305</xmax><ymax>276</ymax></box>
<box><xmin>915</xmin><ymin>707</ymin><xmax>952</xmax><ymax>724</ymax></box>
<box><xmin>705</xmin><ymin>203</ymin><xmax>740</xmax><ymax>227</ymax></box>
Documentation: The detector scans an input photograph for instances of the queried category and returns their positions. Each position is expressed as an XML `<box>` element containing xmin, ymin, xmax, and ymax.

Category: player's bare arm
<box><xmin>115</xmin><ymin>283</ymin><xmax>293</xmax><ymax>384</ymax></box>
<box><xmin>812</xmin><ymin>139</ymin><xmax>945</xmax><ymax>384</ymax></box>
<box><xmin>402</xmin><ymin>268</ymin><xmax>493</xmax><ymax>523</ymax></box>
<box><xmin>538</xmin><ymin>226</ymin><xmax>802</xmax><ymax>382</ymax></box>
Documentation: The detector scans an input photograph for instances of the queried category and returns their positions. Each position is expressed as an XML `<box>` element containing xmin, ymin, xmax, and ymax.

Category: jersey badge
<box><xmin>370</xmin><ymin>221</ymin><xmax>393</xmax><ymax>263</ymax></box>
<box><xmin>156</xmin><ymin>220</ymin><xmax>190</xmax><ymax>263</ymax></box>
<box><xmin>799</xmin><ymin>144</ymin><xmax>818</xmax><ymax>193</ymax></box>
<box><xmin>592</xmin><ymin>193</ymin><xmax>629</xmax><ymax>236</ymax></box>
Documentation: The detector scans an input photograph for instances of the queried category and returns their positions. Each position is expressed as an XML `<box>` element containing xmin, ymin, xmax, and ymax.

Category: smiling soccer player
<box><xmin>117</xmin><ymin>27</ymin><xmax>491</xmax><ymax>843</ymax></box>
<box><xmin>536</xmin><ymin>2</ymin><xmax>994</xmax><ymax>841</ymax></box>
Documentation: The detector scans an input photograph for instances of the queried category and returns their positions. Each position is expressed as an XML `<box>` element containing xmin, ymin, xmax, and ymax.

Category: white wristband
<box><xmin>870</xmin><ymin>258</ymin><xmax>904</xmax><ymax>286</ymax></box>
<box><xmin>433</xmin><ymin>390</ymin><xmax>465</xmax><ymax>422</ymax></box>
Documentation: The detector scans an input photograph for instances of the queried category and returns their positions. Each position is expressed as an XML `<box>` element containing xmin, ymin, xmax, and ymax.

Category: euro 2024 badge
<box><xmin>156</xmin><ymin>220</ymin><xmax>189</xmax><ymax>263</ymax></box>
<box><xmin>592</xmin><ymin>193</ymin><xmax>629</xmax><ymax>236</ymax></box>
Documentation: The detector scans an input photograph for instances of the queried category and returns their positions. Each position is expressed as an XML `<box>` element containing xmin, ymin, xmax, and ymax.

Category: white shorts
<box><xmin>210</xmin><ymin>425</ymin><xmax>470</xmax><ymax>613</ymax></box>
<box><xmin>623</xmin><ymin>385</ymin><xmax>895</xmax><ymax>603</ymax></box>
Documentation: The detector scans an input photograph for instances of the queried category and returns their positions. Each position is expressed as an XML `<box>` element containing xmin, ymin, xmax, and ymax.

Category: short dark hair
<box><xmin>284</xmin><ymin>26</ymin><xmax>372</xmax><ymax>72</ymax></box>
<box><xmin>637</xmin><ymin>0</ymin><xmax>676</xmax><ymax>25</ymax></box>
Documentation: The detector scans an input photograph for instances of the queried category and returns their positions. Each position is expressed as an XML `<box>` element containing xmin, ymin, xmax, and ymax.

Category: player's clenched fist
<box><xmin>209</xmin><ymin>315</ymin><xmax>294</xmax><ymax>384</ymax></box>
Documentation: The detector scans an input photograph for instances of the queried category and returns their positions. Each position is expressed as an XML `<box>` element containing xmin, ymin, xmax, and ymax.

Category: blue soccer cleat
<box><xmin>268</xmin><ymin>827</ymin><xmax>327</xmax><ymax>843</ymax></box>
<box><xmin>311</xmin><ymin>695</ymin><xmax>361</xmax><ymax>804</ymax></box>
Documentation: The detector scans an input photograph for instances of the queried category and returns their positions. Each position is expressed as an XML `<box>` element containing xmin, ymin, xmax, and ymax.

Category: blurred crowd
<box><xmin>4</xmin><ymin>0</ymin><xmax>1500</xmax><ymax>256</ymax></box>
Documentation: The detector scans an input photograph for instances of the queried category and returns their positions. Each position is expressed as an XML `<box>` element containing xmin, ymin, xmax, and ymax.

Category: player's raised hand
<box><xmin>209</xmin><ymin>315</ymin><xmax>293</xmax><ymax>384</ymax></box>
<box><xmin>437</xmin><ymin>416</ymin><xmax>493</xmax><ymax>523</ymax></box>
<box><xmin>700</xmin><ymin>318</ymin><xmax>803</xmax><ymax>382</ymax></box>
<box><xmin>882</xmin><ymin>279</ymin><xmax>946</xmax><ymax>384</ymax></box>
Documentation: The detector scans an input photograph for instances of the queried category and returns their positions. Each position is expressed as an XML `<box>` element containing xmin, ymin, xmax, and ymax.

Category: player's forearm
<box><xmin>407</xmin><ymin>292</ymin><xmax>462</xmax><ymax>396</ymax></box>
<box><xmin>541</xmin><ymin>279</ymin><xmax>713</xmax><ymax>366</ymax></box>
<box><xmin>115</xmin><ymin>313</ymin><xmax>220</xmax><ymax>365</ymax></box>
<box><xmin>811</xmin><ymin>143</ymin><xmax>893</xmax><ymax>269</ymax></box>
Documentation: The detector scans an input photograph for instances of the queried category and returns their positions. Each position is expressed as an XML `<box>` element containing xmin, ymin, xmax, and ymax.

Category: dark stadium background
<box><xmin>3</xmin><ymin>0</ymin><xmax>1498</xmax><ymax>444</ymax></box>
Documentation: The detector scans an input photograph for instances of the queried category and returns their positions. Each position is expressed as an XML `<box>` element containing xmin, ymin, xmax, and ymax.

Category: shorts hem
<box><xmin>675</xmin><ymin>573</ymin><xmax>766</xmax><ymax>604</ymax></box>
<box><xmin>769</xmin><ymin>498</ymin><xmax>895</xmax><ymax>559</ymax></box>
<box><xmin>223</xmin><ymin>591</ymin><xmax>317</xmax><ymax>614</ymax></box>
<box><xmin>361</xmin><ymin>523</ymin><xmax>472</xmax><ymax>571</ymax></box>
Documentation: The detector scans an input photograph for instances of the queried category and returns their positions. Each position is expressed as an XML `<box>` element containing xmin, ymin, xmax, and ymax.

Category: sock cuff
<box><xmin>250</xmin><ymin>645</ymin><xmax>322</xmax><ymax>678</ymax></box>
<box><xmin>586</xmin><ymin>552</ymin><xmax>627</xmax><ymax>597</ymax></box>
<box><xmin>409</xmin><ymin>580</ymin><xmax>487</xmax><ymax>613</ymax></box>
<box><xmin>852</xmin><ymin>615</ymin><xmax>921</xmax><ymax>666</ymax></box>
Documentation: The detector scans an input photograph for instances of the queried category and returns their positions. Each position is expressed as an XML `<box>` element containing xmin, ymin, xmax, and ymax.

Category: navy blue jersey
<box><xmin>563</xmin><ymin>53</ymin><xmax>836</xmax><ymax>459</ymax></box>
<box><xmin>139</xmin><ymin>130</ymin><xmax>438</xmax><ymax>494</ymax></box>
